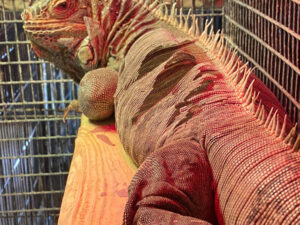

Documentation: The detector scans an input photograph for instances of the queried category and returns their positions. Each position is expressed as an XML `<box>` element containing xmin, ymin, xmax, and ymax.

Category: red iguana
<box><xmin>22</xmin><ymin>0</ymin><xmax>300</xmax><ymax>224</ymax></box>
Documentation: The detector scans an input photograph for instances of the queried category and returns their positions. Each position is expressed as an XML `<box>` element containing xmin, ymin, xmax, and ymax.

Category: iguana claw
<box><xmin>63</xmin><ymin>100</ymin><xmax>81</xmax><ymax>123</ymax></box>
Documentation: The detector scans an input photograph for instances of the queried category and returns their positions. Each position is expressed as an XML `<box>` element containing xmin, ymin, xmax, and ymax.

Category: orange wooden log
<box><xmin>58</xmin><ymin>115</ymin><xmax>137</xmax><ymax>225</ymax></box>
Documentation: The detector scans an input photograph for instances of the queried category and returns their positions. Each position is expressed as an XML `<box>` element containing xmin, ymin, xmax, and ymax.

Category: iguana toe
<box><xmin>63</xmin><ymin>100</ymin><xmax>81</xmax><ymax>123</ymax></box>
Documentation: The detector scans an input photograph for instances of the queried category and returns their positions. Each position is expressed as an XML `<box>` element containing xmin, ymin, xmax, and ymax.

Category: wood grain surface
<box><xmin>58</xmin><ymin>115</ymin><xmax>137</xmax><ymax>225</ymax></box>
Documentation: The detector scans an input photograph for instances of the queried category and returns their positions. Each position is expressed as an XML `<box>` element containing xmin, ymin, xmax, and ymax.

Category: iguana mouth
<box><xmin>23</xmin><ymin>20</ymin><xmax>86</xmax><ymax>38</ymax></box>
<box><xmin>23</xmin><ymin>19</ymin><xmax>87</xmax><ymax>59</ymax></box>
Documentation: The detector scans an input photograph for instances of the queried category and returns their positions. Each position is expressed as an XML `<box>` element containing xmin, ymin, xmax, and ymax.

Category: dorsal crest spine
<box><xmin>132</xmin><ymin>0</ymin><xmax>300</xmax><ymax>151</ymax></box>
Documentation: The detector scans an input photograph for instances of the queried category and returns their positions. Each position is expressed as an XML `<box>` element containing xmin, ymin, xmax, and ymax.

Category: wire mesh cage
<box><xmin>224</xmin><ymin>0</ymin><xmax>300</xmax><ymax>128</ymax></box>
<box><xmin>0</xmin><ymin>0</ymin><xmax>299</xmax><ymax>224</ymax></box>
<box><xmin>0</xmin><ymin>0</ymin><xmax>80</xmax><ymax>224</ymax></box>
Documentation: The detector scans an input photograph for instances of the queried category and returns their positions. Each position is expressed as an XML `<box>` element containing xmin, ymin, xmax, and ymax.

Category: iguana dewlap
<box><xmin>63</xmin><ymin>68</ymin><xmax>118</xmax><ymax>122</ymax></box>
<box><xmin>22</xmin><ymin>0</ymin><xmax>300</xmax><ymax>224</ymax></box>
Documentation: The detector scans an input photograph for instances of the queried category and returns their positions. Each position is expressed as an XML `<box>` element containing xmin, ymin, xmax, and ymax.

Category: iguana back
<box><xmin>23</xmin><ymin>0</ymin><xmax>300</xmax><ymax>224</ymax></box>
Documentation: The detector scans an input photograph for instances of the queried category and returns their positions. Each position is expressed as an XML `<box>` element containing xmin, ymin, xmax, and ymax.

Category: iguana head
<box><xmin>23</xmin><ymin>0</ymin><xmax>158</xmax><ymax>82</ymax></box>
<box><xmin>22</xmin><ymin>0</ymin><xmax>105</xmax><ymax>82</ymax></box>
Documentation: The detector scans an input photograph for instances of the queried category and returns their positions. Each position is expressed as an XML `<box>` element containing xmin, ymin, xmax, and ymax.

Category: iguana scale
<box><xmin>22</xmin><ymin>0</ymin><xmax>300</xmax><ymax>224</ymax></box>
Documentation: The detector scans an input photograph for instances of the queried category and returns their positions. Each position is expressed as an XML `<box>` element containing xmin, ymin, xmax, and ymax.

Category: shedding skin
<box><xmin>23</xmin><ymin>0</ymin><xmax>300</xmax><ymax>224</ymax></box>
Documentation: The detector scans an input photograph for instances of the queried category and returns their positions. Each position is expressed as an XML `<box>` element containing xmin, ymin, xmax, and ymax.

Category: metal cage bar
<box><xmin>0</xmin><ymin>0</ymin><xmax>80</xmax><ymax>224</ymax></box>
<box><xmin>224</xmin><ymin>0</ymin><xmax>300</xmax><ymax>129</ymax></box>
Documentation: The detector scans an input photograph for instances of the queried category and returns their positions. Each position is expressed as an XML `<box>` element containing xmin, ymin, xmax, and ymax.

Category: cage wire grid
<box><xmin>224</xmin><ymin>0</ymin><xmax>300</xmax><ymax>128</ymax></box>
<box><xmin>0</xmin><ymin>0</ymin><xmax>81</xmax><ymax>224</ymax></box>
<box><xmin>0</xmin><ymin>0</ymin><xmax>299</xmax><ymax>225</ymax></box>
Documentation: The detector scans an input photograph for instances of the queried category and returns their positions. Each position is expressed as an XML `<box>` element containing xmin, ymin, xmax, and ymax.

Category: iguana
<box><xmin>22</xmin><ymin>0</ymin><xmax>300</xmax><ymax>224</ymax></box>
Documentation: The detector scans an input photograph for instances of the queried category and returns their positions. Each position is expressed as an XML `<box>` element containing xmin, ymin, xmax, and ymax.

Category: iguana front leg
<box><xmin>63</xmin><ymin>67</ymin><xmax>118</xmax><ymax>122</ymax></box>
<box><xmin>123</xmin><ymin>139</ymin><xmax>218</xmax><ymax>225</ymax></box>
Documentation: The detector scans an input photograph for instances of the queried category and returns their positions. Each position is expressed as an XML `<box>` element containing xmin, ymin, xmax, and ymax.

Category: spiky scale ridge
<box><xmin>264</xmin><ymin>107</ymin><xmax>274</xmax><ymax>128</ymax></box>
<box><xmin>247</xmin><ymin>91</ymin><xmax>259</xmax><ymax>113</ymax></box>
<box><xmin>254</xmin><ymin>100</ymin><xmax>262</xmax><ymax>118</ymax></box>
<box><xmin>149</xmin><ymin>0</ymin><xmax>159</xmax><ymax>9</ymax></box>
<box><xmin>168</xmin><ymin>3</ymin><xmax>176</xmax><ymax>25</ymax></box>
<box><xmin>267</xmin><ymin>109</ymin><xmax>278</xmax><ymax>131</ymax></box>
<box><xmin>284</xmin><ymin>123</ymin><xmax>298</xmax><ymax>144</ymax></box>
<box><xmin>138</xmin><ymin>1</ymin><xmax>299</xmax><ymax>152</ymax></box>
<box><xmin>242</xmin><ymin>79</ymin><xmax>254</xmax><ymax>105</ymax></box>
<box><xmin>184</xmin><ymin>9</ymin><xmax>192</xmax><ymax>32</ymax></box>
<box><xmin>179</xmin><ymin>7</ymin><xmax>183</xmax><ymax>29</ymax></box>
<box><xmin>294</xmin><ymin>135</ymin><xmax>300</xmax><ymax>152</ymax></box>
<box><xmin>225</xmin><ymin>49</ymin><xmax>238</xmax><ymax>71</ymax></box>
<box><xmin>280</xmin><ymin>115</ymin><xmax>287</xmax><ymax>139</ymax></box>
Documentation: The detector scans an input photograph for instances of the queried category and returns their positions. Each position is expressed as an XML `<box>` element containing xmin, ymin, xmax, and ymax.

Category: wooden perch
<box><xmin>58</xmin><ymin>115</ymin><xmax>137</xmax><ymax>225</ymax></box>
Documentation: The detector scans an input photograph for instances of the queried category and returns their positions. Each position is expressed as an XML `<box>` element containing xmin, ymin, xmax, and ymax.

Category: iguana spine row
<box><xmin>135</xmin><ymin>0</ymin><xmax>300</xmax><ymax>151</ymax></box>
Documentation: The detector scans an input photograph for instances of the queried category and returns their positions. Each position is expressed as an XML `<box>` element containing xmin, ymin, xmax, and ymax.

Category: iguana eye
<box><xmin>51</xmin><ymin>0</ymin><xmax>76</xmax><ymax>18</ymax></box>
<box><xmin>54</xmin><ymin>1</ymin><xmax>68</xmax><ymax>11</ymax></box>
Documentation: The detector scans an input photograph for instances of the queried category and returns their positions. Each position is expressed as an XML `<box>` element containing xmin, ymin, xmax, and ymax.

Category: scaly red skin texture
<box><xmin>23</xmin><ymin>1</ymin><xmax>299</xmax><ymax>224</ymax></box>
<box><xmin>123</xmin><ymin>139</ymin><xmax>218</xmax><ymax>225</ymax></box>
<box><xmin>22</xmin><ymin>0</ymin><xmax>91</xmax><ymax>82</ymax></box>
<box><xmin>116</xmin><ymin>28</ymin><xmax>299</xmax><ymax>224</ymax></box>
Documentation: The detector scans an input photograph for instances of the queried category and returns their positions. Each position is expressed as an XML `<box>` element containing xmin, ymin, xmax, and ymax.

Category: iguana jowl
<box><xmin>23</xmin><ymin>0</ymin><xmax>300</xmax><ymax>224</ymax></box>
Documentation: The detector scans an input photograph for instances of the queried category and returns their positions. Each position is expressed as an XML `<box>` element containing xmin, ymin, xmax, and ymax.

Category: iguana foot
<box><xmin>63</xmin><ymin>100</ymin><xmax>81</xmax><ymax>123</ymax></box>
<box><xmin>123</xmin><ymin>139</ymin><xmax>218</xmax><ymax>225</ymax></box>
